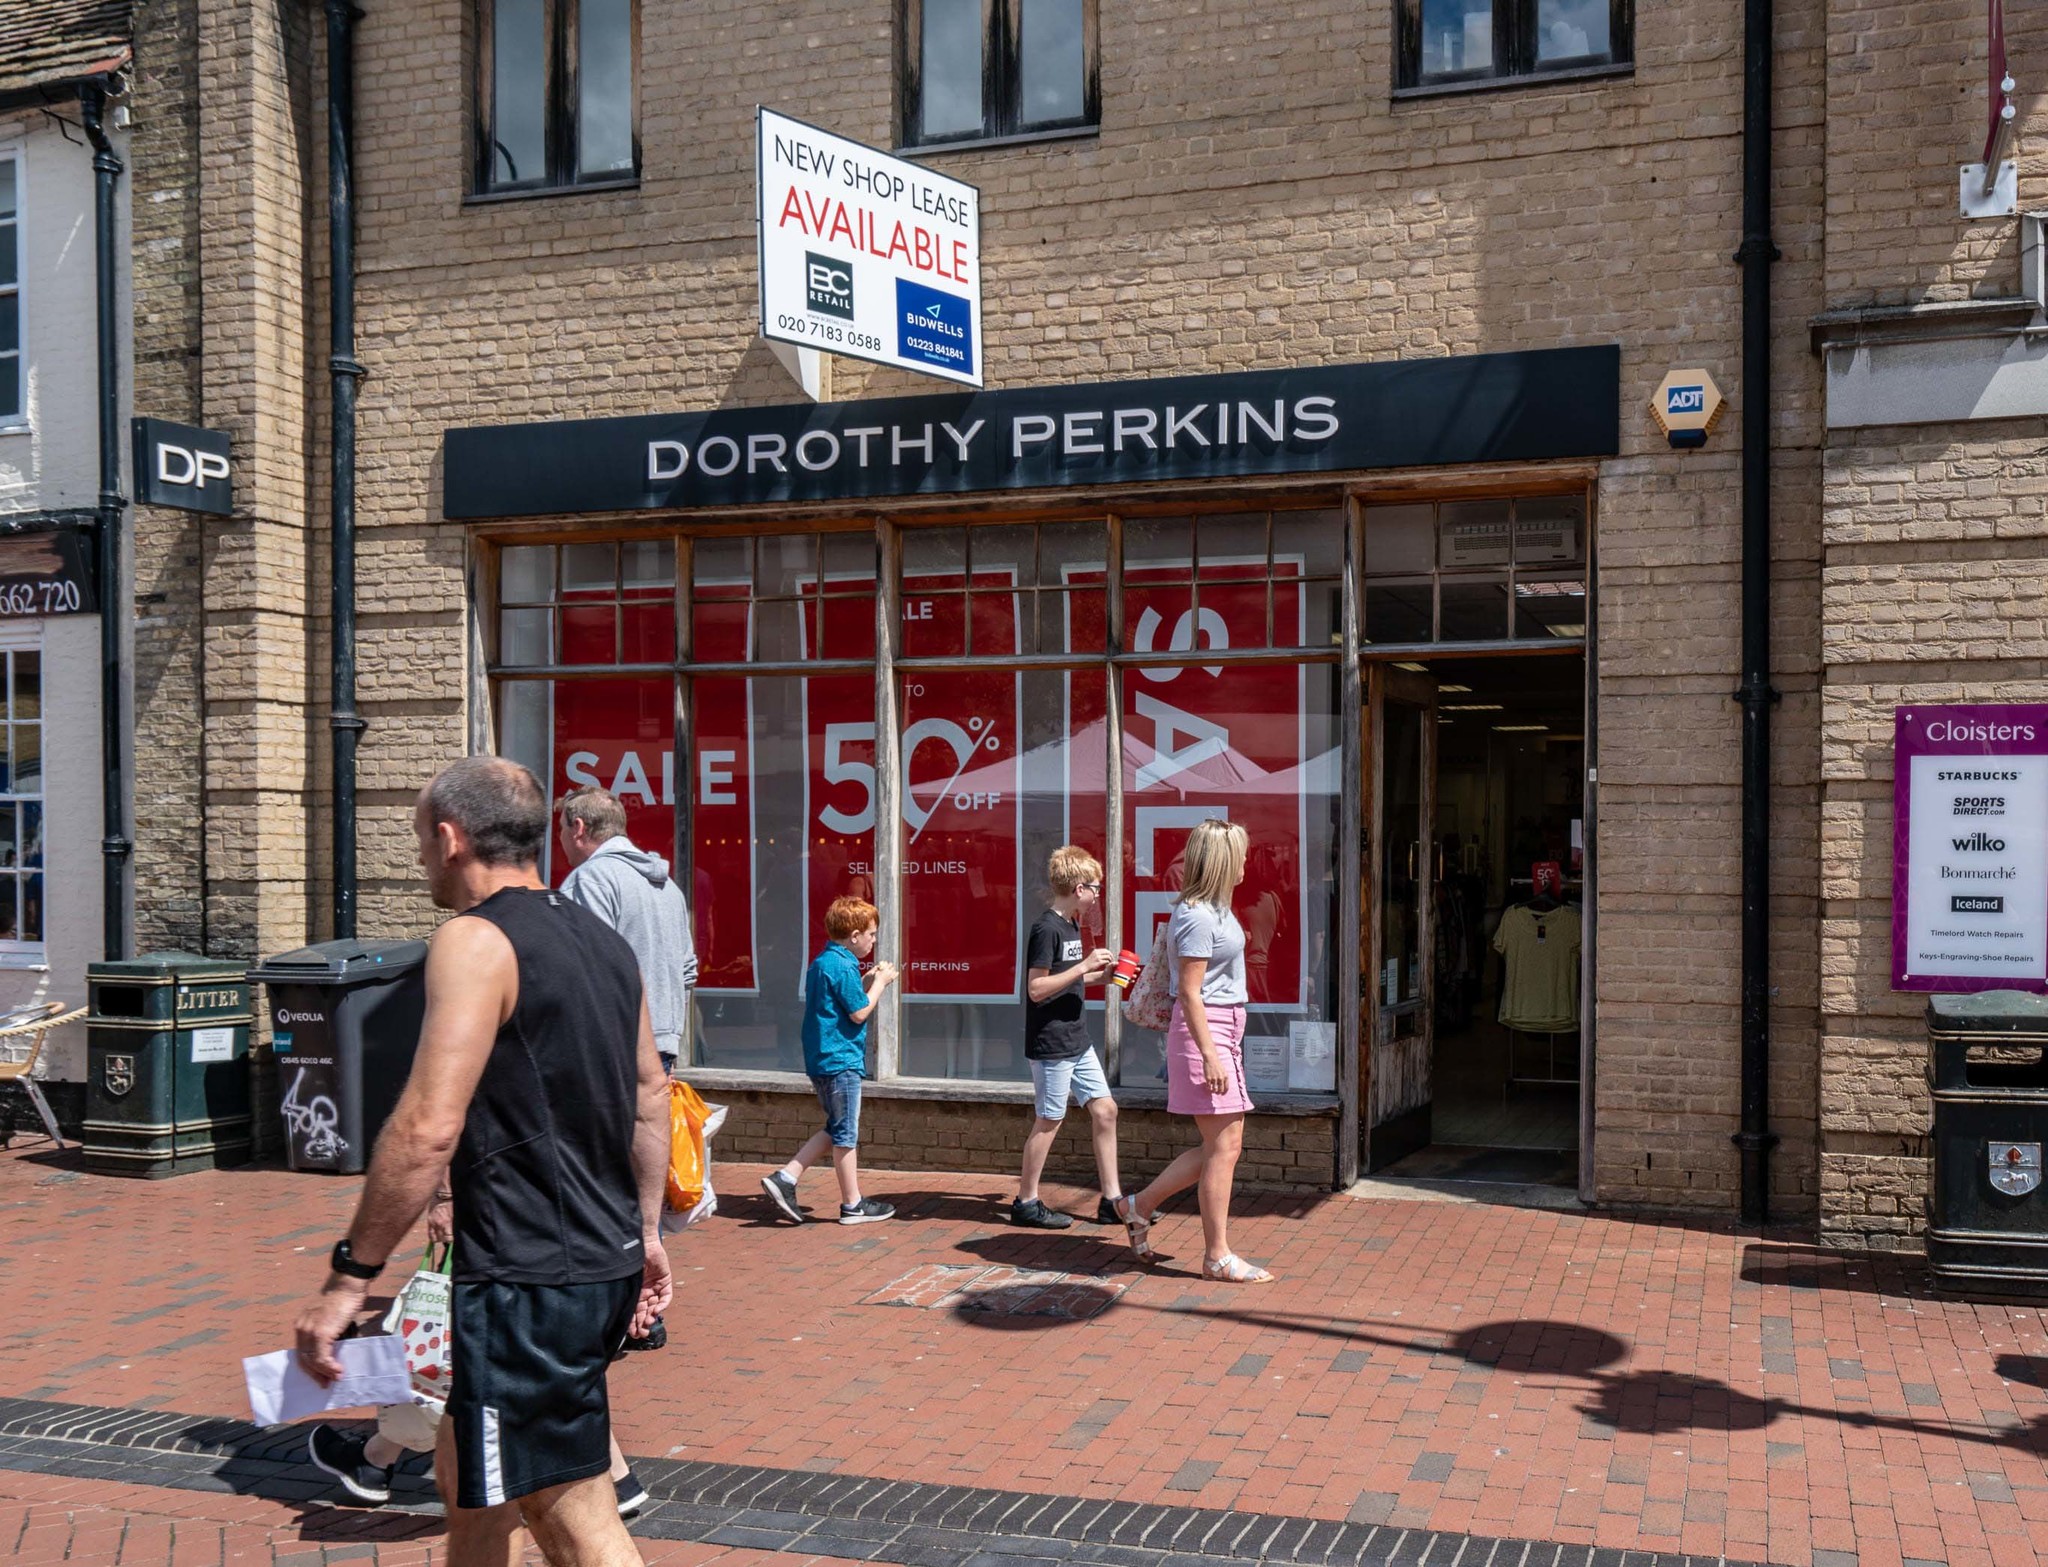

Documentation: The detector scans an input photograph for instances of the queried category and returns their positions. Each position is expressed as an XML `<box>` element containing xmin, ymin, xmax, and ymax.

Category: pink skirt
<box><xmin>1164</xmin><ymin>1001</ymin><xmax>1253</xmax><ymax>1116</ymax></box>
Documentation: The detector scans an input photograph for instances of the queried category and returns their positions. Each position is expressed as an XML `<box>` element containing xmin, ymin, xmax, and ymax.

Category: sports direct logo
<box><xmin>806</xmin><ymin>252</ymin><xmax>854</xmax><ymax>320</ymax></box>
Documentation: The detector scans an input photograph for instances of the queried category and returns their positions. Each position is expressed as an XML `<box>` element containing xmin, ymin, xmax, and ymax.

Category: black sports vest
<box><xmin>449</xmin><ymin>887</ymin><xmax>646</xmax><ymax>1285</ymax></box>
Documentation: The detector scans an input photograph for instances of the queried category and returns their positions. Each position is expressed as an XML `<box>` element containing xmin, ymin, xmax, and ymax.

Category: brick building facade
<box><xmin>29</xmin><ymin>0</ymin><xmax>2046</xmax><ymax>1247</ymax></box>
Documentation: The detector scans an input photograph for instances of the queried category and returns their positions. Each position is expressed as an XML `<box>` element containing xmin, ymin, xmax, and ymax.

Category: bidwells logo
<box><xmin>896</xmin><ymin>279</ymin><xmax>974</xmax><ymax>377</ymax></box>
<box><xmin>807</xmin><ymin>253</ymin><xmax>854</xmax><ymax>320</ymax></box>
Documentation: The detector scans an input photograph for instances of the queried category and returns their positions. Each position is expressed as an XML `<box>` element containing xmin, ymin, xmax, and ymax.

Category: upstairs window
<box><xmin>0</xmin><ymin>156</ymin><xmax>19</xmax><ymax>423</ymax></box>
<box><xmin>475</xmin><ymin>0</ymin><xmax>638</xmax><ymax>195</ymax></box>
<box><xmin>902</xmin><ymin>0</ymin><xmax>1099</xmax><ymax>150</ymax></box>
<box><xmin>1397</xmin><ymin>0</ymin><xmax>1631</xmax><ymax>91</ymax></box>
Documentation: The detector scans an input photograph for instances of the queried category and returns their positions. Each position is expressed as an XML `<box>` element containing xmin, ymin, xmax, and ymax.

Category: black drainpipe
<box><xmin>1733</xmin><ymin>0</ymin><xmax>1780</xmax><ymax>1224</ymax></box>
<box><xmin>81</xmin><ymin>84</ymin><xmax>130</xmax><ymax>963</ymax></box>
<box><xmin>326</xmin><ymin>0</ymin><xmax>365</xmax><ymax>940</ymax></box>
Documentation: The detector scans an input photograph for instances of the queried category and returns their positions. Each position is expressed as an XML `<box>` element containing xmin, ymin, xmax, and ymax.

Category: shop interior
<box><xmin>1375</xmin><ymin>651</ymin><xmax>1587</xmax><ymax>1187</ymax></box>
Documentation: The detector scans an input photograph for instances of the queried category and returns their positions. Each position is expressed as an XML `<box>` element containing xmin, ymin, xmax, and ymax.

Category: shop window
<box><xmin>901</xmin><ymin>0</ymin><xmax>1100</xmax><ymax>149</ymax></box>
<box><xmin>475</xmin><ymin>0</ymin><xmax>638</xmax><ymax>195</ymax></box>
<box><xmin>0</xmin><ymin>643</ymin><xmax>43</xmax><ymax>952</ymax></box>
<box><xmin>496</xmin><ymin>539</ymin><xmax>672</xmax><ymax>667</ymax></box>
<box><xmin>1362</xmin><ymin>494</ymin><xmax>1586</xmax><ymax>645</ymax></box>
<box><xmin>1114</xmin><ymin>507</ymin><xmax>1343</xmax><ymax>654</ymax></box>
<box><xmin>0</xmin><ymin>156</ymin><xmax>19</xmax><ymax>423</ymax></box>
<box><xmin>1397</xmin><ymin>0</ymin><xmax>1631</xmax><ymax>91</ymax></box>
<box><xmin>898</xmin><ymin>519</ymin><xmax>1108</xmax><ymax>656</ymax></box>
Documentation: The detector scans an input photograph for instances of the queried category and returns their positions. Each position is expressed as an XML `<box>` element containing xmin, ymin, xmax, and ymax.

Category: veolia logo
<box><xmin>276</xmin><ymin>1007</ymin><xmax>326</xmax><ymax>1026</ymax></box>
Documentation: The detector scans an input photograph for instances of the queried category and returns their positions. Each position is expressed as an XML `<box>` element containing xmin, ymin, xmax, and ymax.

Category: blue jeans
<box><xmin>811</xmin><ymin>1069</ymin><xmax>863</xmax><ymax>1149</ymax></box>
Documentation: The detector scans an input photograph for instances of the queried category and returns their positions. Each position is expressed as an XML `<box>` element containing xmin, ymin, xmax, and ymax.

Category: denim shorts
<box><xmin>1031</xmin><ymin>1049</ymin><xmax>1112</xmax><ymax>1120</ymax></box>
<box><xmin>811</xmin><ymin>1069</ymin><xmax>863</xmax><ymax>1148</ymax></box>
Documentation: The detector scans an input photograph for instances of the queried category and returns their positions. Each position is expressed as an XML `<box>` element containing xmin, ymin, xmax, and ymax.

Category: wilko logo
<box><xmin>1953</xmin><ymin>894</ymin><xmax>2006</xmax><ymax>913</ymax></box>
<box><xmin>1953</xmin><ymin>832</ymin><xmax>2008</xmax><ymax>852</ymax></box>
<box><xmin>806</xmin><ymin>252</ymin><xmax>854</xmax><ymax>320</ymax></box>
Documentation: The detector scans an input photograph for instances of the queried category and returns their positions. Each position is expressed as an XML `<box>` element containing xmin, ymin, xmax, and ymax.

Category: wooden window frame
<box><xmin>1395</xmin><ymin>0</ymin><xmax>1632</xmax><ymax>92</ymax></box>
<box><xmin>899</xmin><ymin>0</ymin><xmax>1101</xmax><ymax>151</ymax></box>
<box><xmin>473</xmin><ymin>0</ymin><xmax>641</xmax><ymax>197</ymax></box>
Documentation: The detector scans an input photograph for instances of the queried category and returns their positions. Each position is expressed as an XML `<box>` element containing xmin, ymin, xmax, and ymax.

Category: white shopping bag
<box><xmin>379</xmin><ymin>1243</ymin><xmax>453</xmax><ymax>1413</ymax></box>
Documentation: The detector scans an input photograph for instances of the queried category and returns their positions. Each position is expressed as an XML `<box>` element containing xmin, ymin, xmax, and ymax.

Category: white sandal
<box><xmin>1203</xmin><ymin>1253</ymin><xmax>1275</xmax><ymax>1284</ymax></box>
<box><xmin>1114</xmin><ymin>1194</ymin><xmax>1158</xmax><ymax>1263</ymax></box>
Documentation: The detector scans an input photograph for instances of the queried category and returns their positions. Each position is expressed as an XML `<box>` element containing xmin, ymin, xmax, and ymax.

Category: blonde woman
<box><xmin>1114</xmin><ymin>818</ymin><xmax>1274</xmax><ymax>1283</ymax></box>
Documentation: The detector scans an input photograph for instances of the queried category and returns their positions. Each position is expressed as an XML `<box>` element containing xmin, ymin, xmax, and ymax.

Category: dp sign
<box><xmin>132</xmin><ymin>417</ymin><xmax>234</xmax><ymax>516</ymax></box>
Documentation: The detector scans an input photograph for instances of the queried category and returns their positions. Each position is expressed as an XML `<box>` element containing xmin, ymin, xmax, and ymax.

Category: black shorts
<box><xmin>448</xmin><ymin>1276</ymin><xmax>638</xmax><ymax>1509</ymax></box>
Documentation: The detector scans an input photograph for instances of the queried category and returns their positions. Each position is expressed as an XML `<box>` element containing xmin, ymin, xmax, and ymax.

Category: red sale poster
<box><xmin>1066</xmin><ymin>561</ymin><xmax>1307</xmax><ymax>1009</ymax></box>
<box><xmin>802</xmin><ymin>572</ymin><xmax>1023</xmax><ymax>1001</ymax></box>
<box><xmin>688</xmin><ymin>581</ymin><xmax>758</xmax><ymax>992</ymax></box>
<box><xmin>550</xmin><ymin>581</ymin><xmax>759</xmax><ymax>992</ymax></box>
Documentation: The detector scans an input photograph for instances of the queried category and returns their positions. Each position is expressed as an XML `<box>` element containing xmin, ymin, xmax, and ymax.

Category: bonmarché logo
<box><xmin>806</xmin><ymin>252</ymin><xmax>854</xmax><ymax>320</ymax></box>
<box><xmin>276</xmin><ymin>1007</ymin><xmax>325</xmax><ymax>1026</ymax></box>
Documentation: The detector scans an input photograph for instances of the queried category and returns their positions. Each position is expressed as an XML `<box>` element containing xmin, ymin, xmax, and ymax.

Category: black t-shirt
<box><xmin>1025</xmin><ymin>910</ymin><xmax>1093</xmax><ymax>1060</ymax></box>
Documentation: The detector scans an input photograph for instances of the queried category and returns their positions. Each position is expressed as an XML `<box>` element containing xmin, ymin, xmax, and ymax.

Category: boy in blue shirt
<box><xmin>760</xmin><ymin>896</ymin><xmax>901</xmax><ymax>1224</ymax></box>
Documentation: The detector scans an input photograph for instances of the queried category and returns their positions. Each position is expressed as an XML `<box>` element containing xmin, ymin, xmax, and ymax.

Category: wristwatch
<box><xmin>329</xmin><ymin>1238</ymin><xmax>385</xmax><ymax>1280</ymax></box>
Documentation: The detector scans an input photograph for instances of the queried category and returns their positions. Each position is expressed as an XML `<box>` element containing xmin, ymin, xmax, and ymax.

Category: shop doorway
<box><xmin>1361</xmin><ymin>651</ymin><xmax>1587</xmax><ymax>1184</ymax></box>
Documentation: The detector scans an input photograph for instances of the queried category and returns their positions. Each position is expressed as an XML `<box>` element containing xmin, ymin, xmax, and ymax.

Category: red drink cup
<box><xmin>1110</xmin><ymin>949</ymin><xmax>1142</xmax><ymax>990</ymax></box>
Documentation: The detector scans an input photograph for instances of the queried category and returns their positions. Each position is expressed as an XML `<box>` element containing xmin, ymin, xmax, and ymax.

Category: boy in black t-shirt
<box><xmin>1012</xmin><ymin>846</ymin><xmax>1121</xmax><ymax>1229</ymax></box>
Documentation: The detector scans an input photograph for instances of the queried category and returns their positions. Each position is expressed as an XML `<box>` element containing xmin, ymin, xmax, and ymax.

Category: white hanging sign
<box><xmin>756</xmin><ymin>108</ymin><xmax>983</xmax><ymax>387</ymax></box>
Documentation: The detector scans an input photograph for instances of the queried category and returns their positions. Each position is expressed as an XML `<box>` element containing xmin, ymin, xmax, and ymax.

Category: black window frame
<box><xmin>899</xmin><ymin>0</ymin><xmax>1101</xmax><ymax>152</ymax></box>
<box><xmin>473</xmin><ymin>0</ymin><xmax>642</xmax><ymax>197</ymax></box>
<box><xmin>1395</xmin><ymin>0</ymin><xmax>1632</xmax><ymax>92</ymax></box>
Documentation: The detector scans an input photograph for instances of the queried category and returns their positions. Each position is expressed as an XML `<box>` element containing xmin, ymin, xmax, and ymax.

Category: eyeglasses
<box><xmin>1078</xmin><ymin>881</ymin><xmax>1103</xmax><ymax>891</ymax></box>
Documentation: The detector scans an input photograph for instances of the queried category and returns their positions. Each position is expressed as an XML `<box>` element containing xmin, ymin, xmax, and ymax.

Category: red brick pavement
<box><xmin>6</xmin><ymin>1143</ymin><xmax>2048</xmax><ymax>1567</ymax></box>
<box><xmin>0</xmin><ymin>1465</ymin><xmax>845</xmax><ymax>1565</ymax></box>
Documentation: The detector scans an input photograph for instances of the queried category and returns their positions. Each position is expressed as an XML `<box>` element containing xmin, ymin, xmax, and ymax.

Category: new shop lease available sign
<box><xmin>1894</xmin><ymin>703</ymin><xmax>2048</xmax><ymax>992</ymax></box>
<box><xmin>757</xmin><ymin>108</ymin><xmax>982</xmax><ymax>386</ymax></box>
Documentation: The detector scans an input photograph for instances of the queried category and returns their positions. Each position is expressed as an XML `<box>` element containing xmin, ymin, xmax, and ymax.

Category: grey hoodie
<box><xmin>560</xmin><ymin>835</ymin><xmax>697</xmax><ymax>1060</ymax></box>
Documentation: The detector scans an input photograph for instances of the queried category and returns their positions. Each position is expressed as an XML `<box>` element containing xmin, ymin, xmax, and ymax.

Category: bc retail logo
<box><xmin>896</xmin><ymin>279</ymin><xmax>974</xmax><ymax>376</ymax></box>
<box><xmin>806</xmin><ymin>252</ymin><xmax>854</xmax><ymax>320</ymax></box>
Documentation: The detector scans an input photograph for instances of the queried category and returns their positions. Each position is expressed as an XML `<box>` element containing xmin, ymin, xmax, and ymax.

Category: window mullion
<box><xmin>551</xmin><ymin>0</ymin><xmax>573</xmax><ymax>186</ymax></box>
<box><xmin>988</xmin><ymin>0</ymin><xmax>1012</xmax><ymax>140</ymax></box>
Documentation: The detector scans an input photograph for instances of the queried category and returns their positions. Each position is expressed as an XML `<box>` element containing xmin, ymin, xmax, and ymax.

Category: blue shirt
<box><xmin>801</xmin><ymin>942</ymin><xmax>871</xmax><ymax>1076</ymax></box>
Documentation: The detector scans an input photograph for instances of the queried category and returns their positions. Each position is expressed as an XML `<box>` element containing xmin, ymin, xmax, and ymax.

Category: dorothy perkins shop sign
<box><xmin>1894</xmin><ymin>703</ymin><xmax>2048</xmax><ymax>991</ymax></box>
<box><xmin>441</xmin><ymin>346</ymin><xmax>1620</xmax><ymax>518</ymax></box>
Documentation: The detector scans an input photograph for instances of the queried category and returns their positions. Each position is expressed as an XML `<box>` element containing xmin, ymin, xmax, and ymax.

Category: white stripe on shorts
<box><xmin>481</xmin><ymin>1405</ymin><xmax>506</xmax><ymax>1506</ymax></box>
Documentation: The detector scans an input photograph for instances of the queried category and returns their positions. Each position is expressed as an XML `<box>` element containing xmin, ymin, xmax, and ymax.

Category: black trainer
<box><xmin>760</xmin><ymin>1171</ymin><xmax>804</xmax><ymax>1223</ymax></box>
<box><xmin>1094</xmin><ymin>1195</ymin><xmax>1125</xmax><ymax>1225</ymax></box>
<box><xmin>306</xmin><ymin>1422</ymin><xmax>394</xmax><ymax>1505</ymax></box>
<box><xmin>615</xmin><ymin>1469</ymin><xmax>650</xmax><ymax>1518</ymax></box>
<box><xmin>838</xmin><ymin>1196</ymin><xmax>895</xmax><ymax>1225</ymax></box>
<box><xmin>1011</xmin><ymin>1197</ymin><xmax>1074</xmax><ymax>1229</ymax></box>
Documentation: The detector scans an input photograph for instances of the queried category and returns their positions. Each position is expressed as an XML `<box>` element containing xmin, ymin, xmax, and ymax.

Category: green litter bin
<box><xmin>82</xmin><ymin>952</ymin><xmax>253</xmax><ymax>1178</ymax></box>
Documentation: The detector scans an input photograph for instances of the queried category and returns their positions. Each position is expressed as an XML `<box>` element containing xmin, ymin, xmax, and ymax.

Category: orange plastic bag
<box><xmin>665</xmin><ymin>1079</ymin><xmax>711</xmax><ymax>1212</ymax></box>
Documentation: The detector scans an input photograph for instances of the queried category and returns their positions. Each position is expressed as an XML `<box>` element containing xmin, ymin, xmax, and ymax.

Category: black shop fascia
<box><xmin>441</xmin><ymin>347</ymin><xmax>1621</xmax><ymax>520</ymax></box>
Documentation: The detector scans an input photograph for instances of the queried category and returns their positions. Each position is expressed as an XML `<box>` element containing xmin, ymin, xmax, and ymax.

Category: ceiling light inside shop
<box><xmin>1545</xmin><ymin>622</ymin><xmax>1587</xmax><ymax>637</ymax></box>
<box><xmin>1439</xmin><ymin>683</ymin><xmax>1473</xmax><ymax>693</ymax></box>
<box><xmin>1444</xmin><ymin>703</ymin><xmax>1504</xmax><ymax>712</ymax></box>
<box><xmin>1394</xmin><ymin>661</ymin><xmax>1430</xmax><ymax>672</ymax></box>
<box><xmin>1492</xmin><ymin>723</ymin><xmax>1549</xmax><ymax>732</ymax></box>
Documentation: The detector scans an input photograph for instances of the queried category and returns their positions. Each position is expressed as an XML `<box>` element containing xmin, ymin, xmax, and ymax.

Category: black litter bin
<box><xmin>83</xmin><ymin>953</ymin><xmax>253</xmax><ymax>1177</ymax></box>
<box><xmin>1927</xmin><ymin>990</ymin><xmax>2048</xmax><ymax>1297</ymax></box>
<box><xmin>248</xmin><ymin>939</ymin><xmax>428</xmax><ymax>1174</ymax></box>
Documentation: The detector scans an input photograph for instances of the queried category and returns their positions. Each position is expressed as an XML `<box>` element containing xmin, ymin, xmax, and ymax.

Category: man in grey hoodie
<box><xmin>553</xmin><ymin>784</ymin><xmax>697</xmax><ymax>1518</ymax></box>
<box><xmin>557</xmin><ymin>786</ymin><xmax>698</xmax><ymax>1073</ymax></box>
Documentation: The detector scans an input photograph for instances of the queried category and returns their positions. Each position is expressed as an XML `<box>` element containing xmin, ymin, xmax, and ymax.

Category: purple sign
<box><xmin>1893</xmin><ymin>703</ymin><xmax>2048</xmax><ymax>992</ymax></box>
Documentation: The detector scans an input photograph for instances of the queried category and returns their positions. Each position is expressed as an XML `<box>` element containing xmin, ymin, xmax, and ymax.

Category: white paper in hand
<box><xmin>244</xmin><ymin>1335</ymin><xmax>411</xmax><ymax>1427</ymax></box>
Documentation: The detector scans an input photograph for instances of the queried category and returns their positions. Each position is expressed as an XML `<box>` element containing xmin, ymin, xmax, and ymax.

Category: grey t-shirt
<box><xmin>1168</xmin><ymin>900</ymin><xmax>1248</xmax><ymax>1007</ymax></box>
